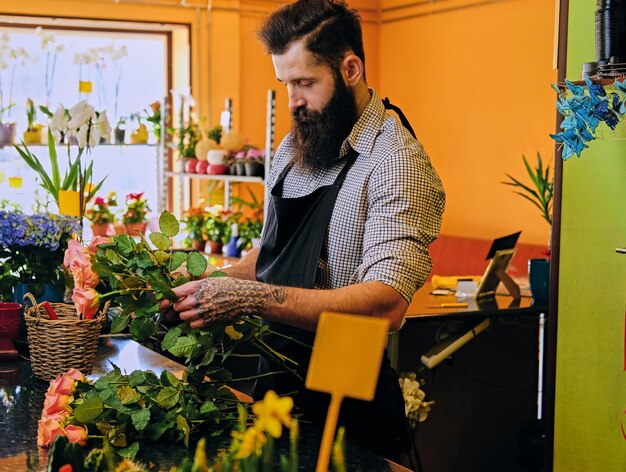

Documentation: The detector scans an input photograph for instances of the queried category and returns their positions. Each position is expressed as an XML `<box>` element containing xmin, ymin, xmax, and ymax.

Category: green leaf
<box><xmin>120</xmin><ymin>276</ymin><xmax>141</xmax><ymax>289</ymax></box>
<box><xmin>117</xmin><ymin>441</ymin><xmax>140</xmax><ymax>459</ymax></box>
<box><xmin>130</xmin><ymin>408</ymin><xmax>151</xmax><ymax>431</ymax></box>
<box><xmin>177</xmin><ymin>415</ymin><xmax>191</xmax><ymax>448</ymax></box>
<box><xmin>154</xmin><ymin>250</ymin><xmax>170</xmax><ymax>264</ymax></box>
<box><xmin>200</xmin><ymin>400</ymin><xmax>218</xmax><ymax>415</ymax></box>
<box><xmin>209</xmin><ymin>270</ymin><xmax>228</xmax><ymax>278</ymax></box>
<box><xmin>128</xmin><ymin>370</ymin><xmax>147</xmax><ymax>387</ymax></box>
<box><xmin>115</xmin><ymin>234</ymin><xmax>135</xmax><ymax>257</ymax></box>
<box><xmin>73</xmin><ymin>395</ymin><xmax>104</xmax><ymax>423</ymax></box>
<box><xmin>105</xmin><ymin>248</ymin><xmax>122</xmax><ymax>265</ymax></box>
<box><xmin>117</xmin><ymin>385</ymin><xmax>141</xmax><ymax>405</ymax></box>
<box><xmin>173</xmin><ymin>274</ymin><xmax>191</xmax><ymax>287</ymax></box>
<box><xmin>169</xmin><ymin>252</ymin><xmax>187</xmax><ymax>271</ymax></box>
<box><xmin>147</xmin><ymin>421</ymin><xmax>171</xmax><ymax>442</ymax></box>
<box><xmin>129</xmin><ymin>316</ymin><xmax>156</xmax><ymax>341</ymax></box>
<box><xmin>150</xmin><ymin>232</ymin><xmax>172</xmax><ymax>251</ymax></box>
<box><xmin>160</xmin><ymin>210</ymin><xmax>180</xmax><ymax>237</ymax></box>
<box><xmin>156</xmin><ymin>386</ymin><xmax>180</xmax><ymax>409</ymax></box>
<box><xmin>162</xmin><ymin>325</ymin><xmax>183</xmax><ymax>351</ymax></box>
<box><xmin>168</xmin><ymin>335</ymin><xmax>198</xmax><ymax>358</ymax></box>
<box><xmin>186</xmin><ymin>251</ymin><xmax>207</xmax><ymax>277</ymax></box>
<box><xmin>110</xmin><ymin>312</ymin><xmax>132</xmax><ymax>334</ymax></box>
<box><xmin>160</xmin><ymin>370</ymin><xmax>181</xmax><ymax>388</ymax></box>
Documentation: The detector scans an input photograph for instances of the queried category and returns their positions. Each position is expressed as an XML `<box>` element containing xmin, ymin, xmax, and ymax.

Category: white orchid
<box><xmin>110</xmin><ymin>45</ymin><xmax>128</xmax><ymax>62</ymax></box>
<box><xmin>67</xmin><ymin>100</ymin><xmax>95</xmax><ymax>130</ymax></box>
<box><xmin>399</xmin><ymin>373</ymin><xmax>434</xmax><ymax>427</ymax></box>
<box><xmin>95</xmin><ymin>110</ymin><xmax>112</xmax><ymax>138</ymax></box>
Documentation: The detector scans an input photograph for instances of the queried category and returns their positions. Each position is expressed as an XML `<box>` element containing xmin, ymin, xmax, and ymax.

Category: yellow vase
<box><xmin>23</xmin><ymin>126</ymin><xmax>43</xmax><ymax>144</ymax></box>
<box><xmin>130</xmin><ymin>124</ymin><xmax>149</xmax><ymax>144</ymax></box>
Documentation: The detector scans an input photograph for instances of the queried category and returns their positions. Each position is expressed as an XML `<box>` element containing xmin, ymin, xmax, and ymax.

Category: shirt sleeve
<box><xmin>355</xmin><ymin>145</ymin><xmax>446</xmax><ymax>302</ymax></box>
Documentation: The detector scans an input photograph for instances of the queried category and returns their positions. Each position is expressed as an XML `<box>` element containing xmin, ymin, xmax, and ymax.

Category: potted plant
<box><xmin>122</xmin><ymin>192</ymin><xmax>150</xmax><ymax>235</ymax></box>
<box><xmin>85</xmin><ymin>191</ymin><xmax>118</xmax><ymax>236</ymax></box>
<box><xmin>244</xmin><ymin>147</ymin><xmax>265</xmax><ymax>178</ymax></box>
<box><xmin>144</xmin><ymin>101</ymin><xmax>162</xmax><ymax>142</ymax></box>
<box><xmin>22</xmin><ymin>98</ymin><xmax>43</xmax><ymax>144</ymax></box>
<box><xmin>181</xmin><ymin>207</ymin><xmax>208</xmax><ymax>251</ymax></box>
<box><xmin>204</xmin><ymin>206</ymin><xmax>238</xmax><ymax>255</ymax></box>
<box><xmin>502</xmin><ymin>152</ymin><xmax>553</xmax><ymax>301</ymax></box>
<box><xmin>114</xmin><ymin>116</ymin><xmax>127</xmax><ymax>144</ymax></box>
<box><xmin>129</xmin><ymin>113</ymin><xmax>149</xmax><ymax>144</ymax></box>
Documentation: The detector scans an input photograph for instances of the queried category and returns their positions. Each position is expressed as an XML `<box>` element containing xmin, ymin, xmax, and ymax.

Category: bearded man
<box><xmin>163</xmin><ymin>0</ymin><xmax>445</xmax><ymax>461</ymax></box>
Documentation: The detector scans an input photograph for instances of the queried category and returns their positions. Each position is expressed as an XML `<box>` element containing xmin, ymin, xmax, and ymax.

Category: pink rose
<box><xmin>72</xmin><ymin>288</ymin><xmax>100</xmax><ymax>319</ymax></box>
<box><xmin>47</xmin><ymin>375</ymin><xmax>76</xmax><ymax>396</ymax></box>
<box><xmin>88</xmin><ymin>236</ymin><xmax>111</xmax><ymax>252</ymax></box>
<box><xmin>63</xmin><ymin>239</ymin><xmax>90</xmax><ymax>269</ymax></box>
<box><xmin>63</xmin><ymin>368</ymin><xmax>86</xmax><ymax>382</ymax></box>
<box><xmin>37</xmin><ymin>417</ymin><xmax>64</xmax><ymax>447</ymax></box>
<box><xmin>43</xmin><ymin>393</ymin><xmax>72</xmax><ymax>416</ymax></box>
<box><xmin>70</xmin><ymin>262</ymin><xmax>99</xmax><ymax>290</ymax></box>
<box><xmin>64</xmin><ymin>425</ymin><xmax>88</xmax><ymax>446</ymax></box>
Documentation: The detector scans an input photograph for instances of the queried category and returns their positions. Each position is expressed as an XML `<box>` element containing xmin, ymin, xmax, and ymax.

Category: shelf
<box><xmin>164</xmin><ymin>171</ymin><xmax>264</xmax><ymax>184</ymax></box>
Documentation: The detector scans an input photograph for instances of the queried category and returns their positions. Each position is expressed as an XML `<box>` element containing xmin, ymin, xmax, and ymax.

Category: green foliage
<box><xmin>502</xmin><ymin>152</ymin><xmax>553</xmax><ymax>225</ymax></box>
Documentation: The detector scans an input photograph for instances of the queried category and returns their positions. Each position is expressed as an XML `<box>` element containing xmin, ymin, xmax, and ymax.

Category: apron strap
<box><xmin>382</xmin><ymin>97</ymin><xmax>417</xmax><ymax>139</ymax></box>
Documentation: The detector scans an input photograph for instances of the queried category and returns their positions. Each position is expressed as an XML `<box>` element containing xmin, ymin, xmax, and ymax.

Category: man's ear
<box><xmin>341</xmin><ymin>54</ymin><xmax>364</xmax><ymax>87</ymax></box>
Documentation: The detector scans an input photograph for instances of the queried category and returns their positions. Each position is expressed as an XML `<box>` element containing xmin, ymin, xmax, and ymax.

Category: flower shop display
<box><xmin>85</xmin><ymin>191</ymin><xmax>118</xmax><ymax>236</ymax></box>
<box><xmin>22</xmin><ymin>97</ymin><xmax>43</xmax><ymax>144</ymax></box>
<box><xmin>169</xmin><ymin>90</ymin><xmax>202</xmax><ymax>171</ymax></box>
<box><xmin>122</xmin><ymin>192</ymin><xmax>150</xmax><ymax>234</ymax></box>
<box><xmin>14</xmin><ymin>100</ymin><xmax>111</xmax><ymax>219</ymax></box>
<box><xmin>0</xmin><ymin>209</ymin><xmax>80</xmax><ymax>303</ymax></box>
<box><xmin>550</xmin><ymin>78</ymin><xmax>626</xmax><ymax>159</ymax></box>
<box><xmin>244</xmin><ymin>148</ymin><xmax>265</xmax><ymax>178</ymax></box>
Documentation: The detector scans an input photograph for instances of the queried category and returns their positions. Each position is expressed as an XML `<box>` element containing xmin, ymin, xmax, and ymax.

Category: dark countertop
<box><xmin>0</xmin><ymin>337</ymin><xmax>409</xmax><ymax>471</ymax></box>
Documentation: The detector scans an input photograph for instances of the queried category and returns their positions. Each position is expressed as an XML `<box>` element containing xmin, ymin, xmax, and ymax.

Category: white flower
<box><xmin>400</xmin><ymin>374</ymin><xmax>434</xmax><ymax>426</ymax></box>
<box><xmin>35</xmin><ymin>26</ymin><xmax>56</xmax><ymax>51</ymax></box>
<box><xmin>95</xmin><ymin>110</ymin><xmax>112</xmax><ymax>140</ymax></box>
<box><xmin>49</xmin><ymin>105</ymin><xmax>69</xmax><ymax>140</ymax></box>
<box><xmin>110</xmin><ymin>45</ymin><xmax>128</xmax><ymax>62</ymax></box>
<box><xmin>67</xmin><ymin>101</ymin><xmax>94</xmax><ymax>130</ymax></box>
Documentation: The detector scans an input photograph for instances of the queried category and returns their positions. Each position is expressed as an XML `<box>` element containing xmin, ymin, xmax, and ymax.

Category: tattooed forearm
<box><xmin>194</xmin><ymin>278</ymin><xmax>284</xmax><ymax>323</ymax></box>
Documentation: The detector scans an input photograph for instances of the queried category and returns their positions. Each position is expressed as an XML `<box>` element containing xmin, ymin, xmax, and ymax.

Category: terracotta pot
<box><xmin>125</xmin><ymin>222</ymin><xmax>148</xmax><ymax>235</ymax></box>
<box><xmin>91</xmin><ymin>223</ymin><xmax>114</xmax><ymax>237</ymax></box>
<box><xmin>114</xmin><ymin>223</ymin><xmax>126</xmax><ymax>235</ymax></box>
<box><xmin>191</xmin><ymin>239</ymin><xmax>206</xmax><ymax>252</ymax></box>
<box><xmin>207</xmin><ymin>240</ymin><xmax>223</xmax><ymax>255</ymax></box>
<box><xmin>184</xmin><ymin>158</ymin><xmax>199</xmax><ymax>173</ymax></box>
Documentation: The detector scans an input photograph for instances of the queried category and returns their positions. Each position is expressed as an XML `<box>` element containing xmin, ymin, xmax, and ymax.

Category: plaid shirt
<box><xmin>266</xmin><ymin>89</ymin><xmax>446</xmax><ymax>302</ymax></box>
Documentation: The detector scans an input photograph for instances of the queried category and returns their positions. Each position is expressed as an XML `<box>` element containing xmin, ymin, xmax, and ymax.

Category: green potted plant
<box><xmin>22</xmin><ymin>98</ymin><xmax>43</xmax><ymax>144</ymax></box>
<box><xmin>144</xmin><ymin>101</ymin><xmax>162</xmax><ymax>142</ymax></box>
<box><xmin>204</xmin><ymin>206</ymin><xmax>239</xmax><ymax>255</ymax></box>
<box><xmin>502</xmin><ymin>152</ymin><xmax>553</xmax><ymax>302</ymax></box>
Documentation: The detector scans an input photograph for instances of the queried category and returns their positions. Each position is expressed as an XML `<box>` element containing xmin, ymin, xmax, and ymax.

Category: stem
<box><xmin>98</xmin><ymin>287</ymin><xmax>154</xmax><ymax>299</ymax></box>
<box><xmin>243</xmin><ymin>317</ymin><xmax>312</xmax><ymax>349</ymax></box>
<box><xmin>206</xmin><ymin>370</ymin><xmax>287</xmax><ymax>384</ymax></box>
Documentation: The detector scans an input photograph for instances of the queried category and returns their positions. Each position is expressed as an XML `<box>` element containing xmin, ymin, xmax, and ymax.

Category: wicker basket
<box><xmin>24</xmin><ymin>293</ymin><xmax>110</xmax><ymax>381</ymax></box>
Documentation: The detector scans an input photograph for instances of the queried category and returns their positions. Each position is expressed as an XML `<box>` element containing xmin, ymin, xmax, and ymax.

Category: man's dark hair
<box><xmin>258</xmin><ymin>0</ymin><xmax>366</xmax><ymax>78</ymax></box>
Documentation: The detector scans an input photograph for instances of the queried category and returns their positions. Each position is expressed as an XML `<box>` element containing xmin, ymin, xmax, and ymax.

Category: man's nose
<box><xmin>288</xmin><ymin>88</ymin><xmax>306</xmax><ymax>111</ymax></box>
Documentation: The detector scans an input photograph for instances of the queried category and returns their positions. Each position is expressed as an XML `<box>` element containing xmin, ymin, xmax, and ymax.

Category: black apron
<box><xmin>254</xmin><ymin>100</ymin><xmax>413</xmax><ymax>460</ymax></box>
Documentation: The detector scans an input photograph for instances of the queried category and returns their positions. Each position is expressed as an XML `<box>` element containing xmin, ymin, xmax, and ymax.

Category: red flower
<box><xmin>127</xmin><ymin>192</ymin><xmax>144</xmax><ymax>201</ymax></box>
<box><xmin>94</xmin><ymin>196</ymin><xmax>106</xmax><ymax>206</ymax></box>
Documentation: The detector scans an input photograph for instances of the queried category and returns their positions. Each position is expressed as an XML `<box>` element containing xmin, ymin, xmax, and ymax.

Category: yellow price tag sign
<box><xmin>8</xmin><ymin>176</ymin><xmax>23</xmax><ymax>189</ymax></box>
<box><xmin>78</xmin><ymin>81</ymin><xmax>93</xmax><ymax>93</ymax></box>
<box><xmin>306</xmin><ymin>311</ymin><xmax>389</xmax><ymax>472</ymax></box>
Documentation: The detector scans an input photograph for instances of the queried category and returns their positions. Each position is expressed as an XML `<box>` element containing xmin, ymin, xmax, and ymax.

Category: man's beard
<box><xmin>291</xmin><ymin>76</ymin><xmax>358</xmax><ymax>170</ymax></box>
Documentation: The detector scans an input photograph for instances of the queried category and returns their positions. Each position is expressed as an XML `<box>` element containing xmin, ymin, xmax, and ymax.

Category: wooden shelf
<box><xmin>164</xmin><ymin>171</ymin><xmax>264</xmax><ymax>184</ymax></box>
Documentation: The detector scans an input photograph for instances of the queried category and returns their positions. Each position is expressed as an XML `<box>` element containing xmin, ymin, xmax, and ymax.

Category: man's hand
<box><xmin>160</xmin><ymin>277</ymin><xmax>285</xmax><ymax>329</ymax></box>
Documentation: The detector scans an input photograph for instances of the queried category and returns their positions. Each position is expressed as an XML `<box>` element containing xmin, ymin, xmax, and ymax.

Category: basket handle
<box><xmin>23</xmin><ymin>292</ymin><xmax>39</xmax><ymax>310</ymax></box>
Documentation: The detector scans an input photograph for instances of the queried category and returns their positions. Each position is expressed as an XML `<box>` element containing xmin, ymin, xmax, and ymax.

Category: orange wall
<box><xmin>380</xmin><ymin>0</ymin><xmax>557</xmax><ymax>245</ymax></box>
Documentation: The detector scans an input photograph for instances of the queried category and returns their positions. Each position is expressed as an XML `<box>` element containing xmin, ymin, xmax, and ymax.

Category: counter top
<box><xmin>0</xmin><ymin>337</ymin><xmax>409</xmax><ymax>471</ymax></box>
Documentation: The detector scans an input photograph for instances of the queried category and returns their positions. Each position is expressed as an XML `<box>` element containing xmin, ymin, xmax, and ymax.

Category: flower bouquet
<box><xmin>122</xmin><ymin>192</ymin><xmax>150</xmax><ymax>235</ymax></box>
<box><xmin>0</xmin><ymin>209</ymin><xmax>80</xmax><ymax>302</ymax></box>
<box><xmin>399</xmin><ymin>372</ymin><xmax>434</xmax><ymax>429</ymax></box>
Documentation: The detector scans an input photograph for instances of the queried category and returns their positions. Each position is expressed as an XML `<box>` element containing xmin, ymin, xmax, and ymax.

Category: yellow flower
<box><xmin>252</xmin><ymin>390</ymin><xmax>293</xmax><ymax>438</ymax></box>
<box><xmin>225</xmin><ymin>325</ymin><xmax>243</xmax><ymax>340</ymax></box>
<box><xmin>232</xmin><ymin>426</ymin><xmax>266</xmax><ymax>459</ymax></box>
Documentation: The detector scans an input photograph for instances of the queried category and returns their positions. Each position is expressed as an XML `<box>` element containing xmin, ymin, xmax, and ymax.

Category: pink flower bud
<box><xmin>64</xmin><ymin>425</ymin><xmax>88</xmax><ymax>446</ymax></box>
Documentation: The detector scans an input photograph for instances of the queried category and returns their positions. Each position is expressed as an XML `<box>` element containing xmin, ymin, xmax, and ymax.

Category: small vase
<box><xmin>125</xmin><ymin>222</ymin><xmax>148</xmax><ymax>235</ymax></box>
<box><xmin>235</xmin><ymin>162</ymin><xmax>246</xmax><ymax>176</ymax></box>
<box><xmin>245</xmin><ymin>162</ymin><xmax>265</xmax><ymax>178</ymax></box>
<box><xmin>207</xmin><ymin>240</ymin><xmax>223</xmax><ymax>255</ymax></box>
<box><xmin>191</xmin><ymin>239</ymin><xmax>206</xmax><ymax>252</ymax></box>
<box><xmin>130</xmin><ymin>124</ymin><xmax>149</xmax><ymax>144</ymax></box>
<box><xmin>0</xmin><ymin>123</ymin><xmax>16</xmax><ymax>147</ymax></box>
<box><xmin>195</xmin><ymin>160</ymin><xmax>209</xmax><ymax>174</ymax></box>
<box><xmin>23</xmin><ymin>127</ymin><xmax>43</xmax><ymax>144</ymax></box>
<box><xmin>114</xmin><ymin>126</ymin><xmax>126</xmax><ymax>144</ymax></box>
<box><xmin>91</xmin><ymin>223</ymin><xmax>114</xmax><ymax>237</ymax></box>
